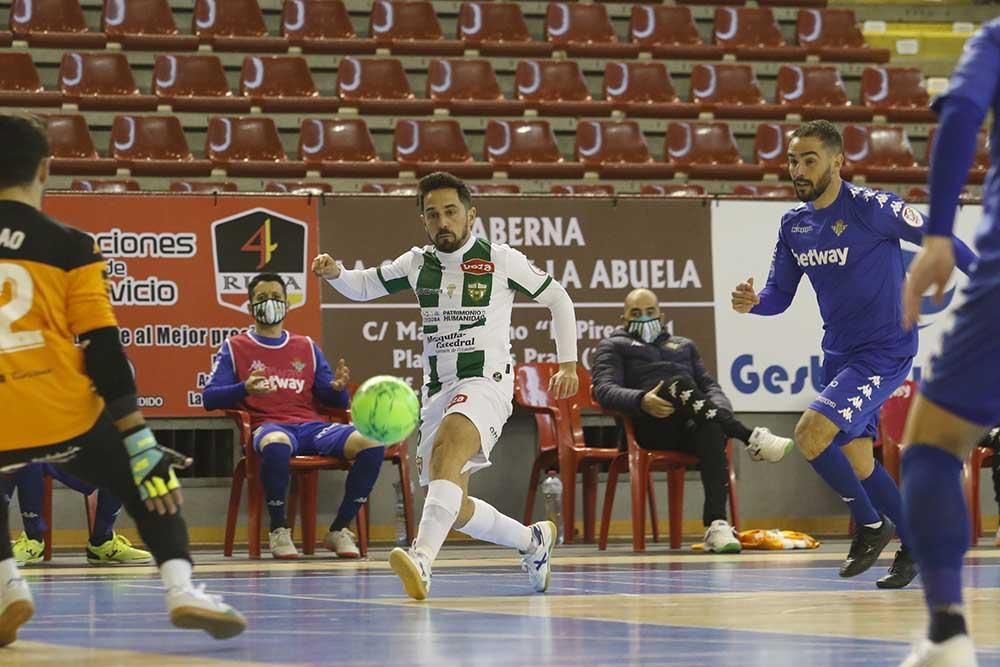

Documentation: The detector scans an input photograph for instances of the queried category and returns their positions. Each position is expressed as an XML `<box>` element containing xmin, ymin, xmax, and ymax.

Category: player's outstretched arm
<box><xmin>312</xmin><ymin>251</ymin><xmax>413</xmax><ymax>302</ymax></box>
<box><xmin>733</xmin><ymin>231</ymin><xmax>801</xmax><ymax>316</ymax></box>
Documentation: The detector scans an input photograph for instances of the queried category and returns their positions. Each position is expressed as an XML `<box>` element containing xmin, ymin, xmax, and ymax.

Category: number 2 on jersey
<box><xmin>0</xmin><ymin>263</ymin><xmax>45</xmax><ymax>353</ymax></box>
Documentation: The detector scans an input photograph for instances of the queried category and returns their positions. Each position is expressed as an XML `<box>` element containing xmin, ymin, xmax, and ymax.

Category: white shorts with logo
<box><xmin>416</xmin><ymin>375</ymin><xmax>514</xmax><ymax>487</ymax></box>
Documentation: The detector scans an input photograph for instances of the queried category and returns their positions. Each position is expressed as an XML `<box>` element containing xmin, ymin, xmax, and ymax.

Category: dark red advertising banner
<box><xmin>42</xmin><ymin>194</ymin><xmax>321</xmax><ymax>417</ymax></box>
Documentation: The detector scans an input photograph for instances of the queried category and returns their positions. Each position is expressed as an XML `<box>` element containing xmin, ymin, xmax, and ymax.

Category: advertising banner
<box><xmin>43</xmin><ymin>194</ymin><xmax>321</xmax><ymax>417</ymax></box>
<box><xmin>318</xmin><ymin>196</ymin><xmax>717</xmax><ymax>390</ymax></box>
<box><xmin>712</xmin><ymin>198</ymin><xmax>981</xmax><ymax>412</ymax></box>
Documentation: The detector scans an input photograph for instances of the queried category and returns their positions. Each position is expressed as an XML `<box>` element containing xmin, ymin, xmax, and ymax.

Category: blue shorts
<box><xmin>252</xmin><ymin>421</ymin><xmax>356</xmax><ymax>457</ymax></box>
<box><xmin>921</xmin><ymin>266</ymin><xmax>1000</xmax><ymax>426</ymax></box>
<box><xmin>809</xmin><ymin>352</ymin><xmax>913</xmax><ymax>447</ymax></box>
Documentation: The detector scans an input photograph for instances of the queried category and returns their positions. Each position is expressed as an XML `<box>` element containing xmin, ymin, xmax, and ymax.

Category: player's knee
<box><xmin>849</xmin><ymin>456</ymin><xmax>875</xmax><ymax>479</ymax></box>
<box><xmin>454</xmin><ymin>496</ymin><xmax>475</xmax><ymax>529</ymax></box>
<box><xmin>258</xmin><ymin>431</ymin><xmax>292</xmax><ymax>453</ymax></box>
<box><xmin>794</xmin><ymin>414</ymin><xmax>831</xmax><ymax>459</ymax></box>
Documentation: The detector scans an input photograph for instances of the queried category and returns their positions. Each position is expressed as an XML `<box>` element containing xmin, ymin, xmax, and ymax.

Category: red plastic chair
<box><xmin>265</xmin><ymin>181</ymin><xmax>333</xmax><ymax>194</ymax></box>
<box><xmin>468</xmin><ymin>183</ymin><xmax>520</xmax><ymax>194</ymax></box>
<box><xmin>39</xmin><ymin>473</ymin><xmax>98</xmax><ymax>561</ymax></box>
<box><xmin>732</xmin><ymin>183</ymin><xmax>795</xmax><ymax>198</ymax></box>
<box><xmin>59</xmin><ymin>52</ymin><xmax>158</xmax><ymax>111</ymax></box>
<box><xmin>102</xmin><ymin>0</ymin><xmax>199</xmax><ymax>51</ymax></box>
<box><xmin>640</xmin><ymin>184</ymin><xmax>706</xmax><ymax>197</ymax></box>
<box><xmin>484</xmin><ymin>120</ymin><xmax>584</xmax><ymax>179</ymax></box>
<box><xmin>360</xmin><ymin>182</ymin><xmax>418</xmax><ymax>194</ymax></box>
<box><xmin>45</xmin><ymin>114</ymin><xmax>117</xmax><ymax>175</ymax></box>
<box><xmin>926</xmin><ymin>126</ymin><xmax>990</xmax><ymax>185</ymax></box>
<box><xmin>110</xmin><ymin>115</ymin><xmax>213</xmax><ymax>176</ymax></box>
<box><xmin>70</xmin><ymin>178</ymin><xmax>141</xmax><ymax>192</ymax></box>
<box><xmin>665</xmin><ymin>121</ymin><xmax>765</xmax><ymax>180</ymax></box>
<box><xmin>550</xmin><ymin>184</ymin><xmax>615</xmax><ymax>196</ymax></box>
<box><xmin>775</xmin><ymin>65</ymin><xmax>873</xmax><ymax>122</ymax></box>
<box><xmin>426</xmin><ymin>59</ymin><xmax>525</xmax><ymax>116</ymax></box>
<box><xmin>861</xmin><ymin>67</ymin><xmax>935</xmax><ymax>123</ymax></box>
<box><xmin>369</xmin><ymin>0</ymin><xmax>464</xmax><ymax>55</ymax></box>
<box><xmin>544</xmin><ymin>2</ymin><xmax>638</xmax><ymax>58</ymax></box>
<box><xmin>753</xmin><ymin>122</ymin><xmax>797</xmax><ymax>177</ymax></box>
<box><xmin>574</xmin><ymin>120</ymin><xmax>674</xmax><ymax>179</ymax></box>
<box><xmin>966</xmin><ymin>446</ymin><xmax>997</xmax><ymax>547</ymax></box>
<box><xmin>796</xmin><ymin>9</ymin><xmax>890</xmax><ymax>63</ymax></box>
<box><xmin>10</xmin><ymin>0</ymin><xmax>108</xmax><ymax>48</ymax></box>
<box><xmin>713</xmin><ymin>7</ymin><xmax>806</xmax><ymax>61</ymax></box>
<box><xmin>602</xmin><ymin>62</ymin><xmax>699</xmax><ymax>119</ymax></box>
<box><xmin>0</xmin><ymin>52</ymin><xmax>63</xmax><ymax>107</ymax></box>
<box><xmin>689</xmin><ymin>63</ymin><xmax>786</xmax><ymax>120</ymax></box>
<box><xmin>170</xmin><ymin>180</ymin><xmax>239</xmax><ymax>192</ymax></box>
<box><xmin>842</xmin><ymin>124</ymin><xmax>927</xmax><ymax>184</ymax></box>
<box><xmin>629</xmin><ymin>5</ymin><xmax>723</xmax><ymax>60</ymax></box>
<box><xmin>299</xmin><ymin>117</ymin><xmax>399</xmax><ymax>178</ymax></box>
<box><xmin>515</xmin><ymin>59</ymin><xmax>612</xmax><ymax>117</ymax></box>
<box><xmin>239</xmin><ymin>55</ymin><xmax>339</xmax><ymax>112</ymax></box>
<box><xmin>874</xmin><ymin>379</ymin><xmax>917</xmax><ymax>485</ymax></box>
<box><xmin>281</xmin><ymin>0</ymin><xmax>376</xmax><ymax>54</ymax></box>
<box><xmin>393</xmin><ymin>119</ymin><xmax>492</xmax><ymax>178</ymax></box>
<box><xmin>205</xmin><ymin>116</ymin><xmax>307</xmax><ymax>177</ymax></box>
<box><xmin>192</xmin><ymin>0</ymin><xmax>288</xmax><ymax>51</ymax></box>
<box><xmin>152</xmin><ymin>54</ymin><xmax>251</xmax><ymax>113</ymax></box>
<box><xmin>335</xmin><ymin>57</ymin><xmax>435</xmax><ymax>115</ymax></box>
<box><xmin>457</xmin><ymin>2</ymin><xmax>551</xmax><ymax>57</ymax></box>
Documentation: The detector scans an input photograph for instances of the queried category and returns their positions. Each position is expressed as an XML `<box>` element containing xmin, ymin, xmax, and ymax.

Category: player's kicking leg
<box><xmin>0</xmin><ymin>486</ymin><xmax>33</xmax><ymax>647</ymax></box>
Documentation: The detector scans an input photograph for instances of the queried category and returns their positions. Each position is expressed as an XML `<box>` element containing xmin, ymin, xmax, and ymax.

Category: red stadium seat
<box><xmin>426</xmin><ymin>59</ymin><xmax>525</xmax><ymax>116</ymax></box>
<box><xmin>905</xmin><ymin>186</ymin><xmax>974</xmax><ymax>202</ymax></box>
<box><xmin>926</xmin><ymin>126</ymin><xmax>990</xmax><ymax>185</ymax></box>
<box><xmin>515</xmin><ymin>60</ymin><xmax>612</xmax><ymax>117</ymax></box>
<box><xmin>265</xmin><ymin>181</ymin><xmax>333</xmax><ymax>194</ymax></box>
<box><xmin>775</xmin><ymin>65</ymin><xmax>873</xmax><ymax>121</ymax></box>
<box><xmin>70</xmin><ymin>179</ymin><xmax>141</xmax><ymax>192</ymax></box>
<box><xmin>732</xmin><ymin>183</ymin><xmax>795</xmax><ymax>198</ymax></box>
<box><xmin>298</xmin><ymin>118</ymin><xmax>399</xmax><ymax>177</ymax></box>
<box><xmin>797</xmin><ymin>9</ymin><xmax>890</xmax><ymax>63</ymax></box>
<box><xmin>665</xmin><ymin>121</ymin><xmax>765</xmax><ymax>180</ymax></box>
<box><xmin>110</xmin><ymin>115</ymin><xmax>213</xmax><ymax>176</ymax></box>
<box><xmin>239</xmin><ymin>56</ymin><xmax>338</xmax><ymax>112</ymax></box>
<box><xmin>842</xmin><ymin>124</ymin><xmax>927</xmax><ymax>183</ymax></box>
<box><xmin>484</xmin><ymin>119</ymin><xmax>585</xmax><ymax>179</ymax></box>
<box><xmin>713</xmin><ymin>8</ymin><xmax>806</xmax><ymax>61</ymax></box>
<box><xmin>59</xmin><ymin>52</ymin><xmax>158</xmax><ymax>111</ymax></box>
<box><xmin>393</xmin><ymin>119</ymin><xmax>492</xmax><ymax>178</ymax></box>
<box><xmin>281</xmin><ymin>0</ymin><xmax>376</xmax><ymax>54</ymax></box>
<box><xmin>0</xmin><ymin>52</ymin><xmax>62</xmax><ymax>107</ymax></box>
<box><xmin>468</xmin><ymin>183</ymin><xmax>520</xmax><ymax>194</ymax></box>
<box><xmin>170</xmin><ymin>180</ymin><xmax>239</xmax><ymax>192</ymax></box>
<box><xmin>45</xmin><ymin>114</ymin><xmax>117</xmax><ymax>175</ymax></box>
<box><xmin>574</xmin><ymin>120</ymin><xmax>674</xmax><ymax>179</ymax></box>
<box><xmin>369</xmin><ymin>0</ymin><xmax>464</xmax><ymax>55</ymax></box>
<box><xmin>10</xmin><ymin>0</ymin><xmax>107</xmax><ymax>48</ymax></box>
<box><xmin>602</xmin><ymin>62</ymin><xmax>699</xmax><ymax>119</ymax></box>
<box><xmin>629</xmin><ymin>6</ymin><xmax>723</xmax><ymax>60</ymax></box>
<box><xmin>0</xmin><ymin>31</ymin><xmax>10</xmax><ymax>46</ymax></box>
<box><xmin>206</xmin><ymin>116</ymin><xmax>307</xmax><ymax>177</ymax></box>
<box><xmin>753</xmin><ymin>122</ymin><xmax>797</xmax><ymax>176</ymax></box>
<box><xmin>153</xmin><ymin>54</ymin><xmax>251</xmax><ymax>112</ymax></box>
<box><xmin>102</xmin><ymin>0</ymin><xmax>199</xmax><ymax>51</ymax></box>
<box><xmin>640</xmin><ymin>183</ymin><xmax>707</xmax><ymax>196</ymax></box>
<box><xmin>360</xmin><ymin>182</ymin><xmax>418</xmax><ymax>194</ymax></box>
<box><xmin>689</xmin><ymin>63</ymin><xmax>786</xmax><ymax>119</ymax></box>
<box><xmin>545</xmin><ymin>3</ymin><xmax>638</xmax><ymax>58</ymax></box>
<box><xmin>860</xmin><ymin>67</ymin><xmax>935</xmax><ymax>123</ymax></box>
<box><xmin>458</xmin><ymin>2</ymin><xmax>552</xmax><ymax>57</ymax></box>
<box><xmin>550</xmin><ymin>184</ymin><xmax>615</xmax><ymax>196</ymax></box>
<box><xmin>335</xmin><ymin>57</ymin><xmax>435</xmax><ymax>114</ymax></box>
<box><xmin>192</xmin><ymin>0</ymin><xmax>288</xmax><ymax>52</ymax></box>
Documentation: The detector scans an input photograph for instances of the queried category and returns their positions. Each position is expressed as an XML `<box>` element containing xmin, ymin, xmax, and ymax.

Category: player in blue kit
<box><xmin>731</xmin><ymin>120</ymin><xmax>977</xmax><ymax>588</ymax></box>
<box><xmin>898</xmin><ymin>18</ymin><xmax>1000</xmax><ymax>667</ymax></box>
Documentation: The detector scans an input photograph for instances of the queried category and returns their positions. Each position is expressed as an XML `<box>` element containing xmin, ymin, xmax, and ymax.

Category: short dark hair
<box><xmin>417</xmin><ymin>172</ymin><xmax>473</xmax><ymax>212</ymax></box>
<box><xmin>0</xmin><ymin>113</ymin><xmax>49</xmax><ymax>190</ymax></box>
<box><xmin>247</xmin><ymin>272</ymin><xmax>286</xmax><ymax>302</ymax></box>
<box><xmin>790</xmin><ymin>120</ymin><xmax>843</xmax><ymax>154</ymax></box>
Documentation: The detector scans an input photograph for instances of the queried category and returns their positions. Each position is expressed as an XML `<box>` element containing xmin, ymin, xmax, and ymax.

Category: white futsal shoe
<box><xmin>704</xmin><ymin>520</ymin><xmax>742</xmax><ymax>554</ymax></box>
<box><xmin>167</xmin><ymin>583</ymin><xmax>247</xmax><ymax>639</ymax></box>
<box><xmin>269</xmin><ymin>527</ymin><xmax>299</xmax><ymax>560</ymax></box>
<box><xmin>0</xmin><ymin>571</ymin><xmax>33</xmax><ymax>647</ymax></box>
<box><xmin>389</xmin><ymin>546</ymin><xmax>432</xmax><ymax>601</ymax></box>
<box><xmin>747</xmin><ymin>427</ymin><xmax>795</xmax><ymax>463</ymax></box>
<box><xmin>521</xmin><ymin>521</ymin><xmax>557</xmax><ymax>593</ymax></box>
<box><xmin>900</xmin><ymin>635</ymin><xmax>978</xmax><ymax>667</ymax></box>
<box><xmin>324</xmin><ymin>528</ymin><xmax>361</xmax><ymax>559</ymax></box>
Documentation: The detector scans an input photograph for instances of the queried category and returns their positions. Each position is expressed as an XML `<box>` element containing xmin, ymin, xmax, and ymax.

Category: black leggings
<box><xmin>0</xmin><ymin>412</ymin><xmax>190</xmax><ymax>566</ymax></box>
<box><xmin>658</xmin><ymin>375</ymin><xmax>753</xmax><ymax>444</ymax></box>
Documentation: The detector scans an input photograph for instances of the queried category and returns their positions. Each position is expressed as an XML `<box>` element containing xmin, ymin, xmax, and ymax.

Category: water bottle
<box><xmin>393</xmin><ymin>481</ymin><xmax>408</xmax><ymax>546</ymax></box>
<box><xmin>541</xmin><ymin>470</ymin><xmax>564</xmax><ymax>545</ymax></box>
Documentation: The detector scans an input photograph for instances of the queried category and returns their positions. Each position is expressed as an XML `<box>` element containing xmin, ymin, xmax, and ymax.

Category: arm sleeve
<box><xmin>325</xmin><ymin>251</ymin><xmax>414</xmax><ymax>302</ymax></box>
<box><xmin>508</xmin><ymin>248</ymin><xmax>578</xmax><ymax>363</ymax></box>
<box><xmin>928</xmin><ymin>97</ymin><xmax>985</xmax><ymax>239</ymax></box>
<box><xmin>201</xmin><ymin>341</ymin><xmax>247</xmax><ymax>411</ymax></box>
<box><xmin>591</xmin><ymin>340</ymin><xmax>645</xmax><ymax>416</ymax></box>
<box><xmin>750</xmin><ymin>230</ymin><xmax>802</xmax><ymax>316</ymax></box>
<box><xmin>690</xmin><ymin>344</ymin><xmax>733</xmax><ymax>413</ymax></box>
<box><xmin>311</xmin><ymin>343</ymin><xmax>349</xmax><ymax>408</ymax></box>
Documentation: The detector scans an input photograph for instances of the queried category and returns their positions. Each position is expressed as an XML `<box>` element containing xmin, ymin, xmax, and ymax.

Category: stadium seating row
<box><xmin>0</xmin><ymin>51</ymin><xmax>934</xmax><ymax>122</ymax></box>
<box><xmin>4</xmin><ymin>0</ymin><xmax>885</xmax><ymax>63</ymax></box>
<box><xmin>41</xmin><ymin>114</ymin><xmax>990</xmax><ymax>184</ymax></box>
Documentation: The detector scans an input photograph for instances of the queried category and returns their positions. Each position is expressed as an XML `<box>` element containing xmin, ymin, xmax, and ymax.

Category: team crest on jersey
<box><xmin>210</xmin><ymin>208</ymin><xmax>310</xmax><ymax>313</ymax></box>
<box><xmin>291</xmin><ymin>359</ymin><xmax>305</xmax><ymax>373</ymax></box>
<box><xmin>831</xmin><ymin>220</ymin><xmax>848</xmax><ymax>236</ymax></box>
<box><xmin>446</xmin><ymin>283</ymin><xmax>457</xmax><ymax>298</ymax></box>
<box><xmin>902</xmin><ymin>206</ymin><xmax>923</xmax><ymax>228</ymax></box>
<box><xmin>461</xmin><ymin>259</ymin><xmax>495</xmax><ymax>275</ymax></box>
<box><xmin>467</xmin><ymin>281</ymin><xmax>488</xmax><ymax>302</ymax></box>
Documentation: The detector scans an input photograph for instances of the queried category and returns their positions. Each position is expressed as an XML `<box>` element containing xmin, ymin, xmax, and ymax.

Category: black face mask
<box><xmin>626</xmin><ymin>315</ymin><xmax>662</xmax><ymax>344</ymax></box>
<box><xmin>252</xmin><ymin>298</ymin><xmax>287</xmax><ymax>326</ymax></box>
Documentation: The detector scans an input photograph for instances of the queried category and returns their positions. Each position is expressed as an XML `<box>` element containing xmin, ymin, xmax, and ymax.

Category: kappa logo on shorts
<box><xmin>461</xmin><ymin>259</ymin><xmax>495</xmax><ymax>275</ymax></box>
<box><xmin>447</xmin><ymin>394</ymin><xmax>469</xmax><ymax>410</ymax></box>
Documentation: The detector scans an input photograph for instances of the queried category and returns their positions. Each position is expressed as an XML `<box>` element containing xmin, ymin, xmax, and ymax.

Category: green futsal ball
<box><xmin>351</xmin><ymin>375</ymin><xmax>420</xmax><ymax>444</ymax></box>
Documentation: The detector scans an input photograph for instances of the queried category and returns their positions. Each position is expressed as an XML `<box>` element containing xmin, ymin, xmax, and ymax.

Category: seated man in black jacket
<box><xmin>592</xmin><ymin>288</ymin><xmax>795</xmax><ymax>553</ymax></box>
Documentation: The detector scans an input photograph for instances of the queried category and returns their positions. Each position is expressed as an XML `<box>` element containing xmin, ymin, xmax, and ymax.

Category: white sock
<box><xmin>458</xmin><ymin>497</ymin><xmax>533</xmax><ymax>552</ymax></box>
<box><xmin>160</xmin><ymin>558</ymin><xmax>193</xmax><ymax>592</ymax></box>
<box><xmin>413</xmin><ymin>479</ymin><xmax>463</xmax><ymax>562</ymax></box>
<box><xmin>0</xmin><ymin>557</ymin><xmax>19</xmax><ymax>583</ymax></box>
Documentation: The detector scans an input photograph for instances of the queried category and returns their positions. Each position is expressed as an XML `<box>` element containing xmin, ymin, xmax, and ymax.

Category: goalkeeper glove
<box><xmin>123</xmin><ymin>426</ymin><xmax>192</xmax><ymax>502</ymax></box>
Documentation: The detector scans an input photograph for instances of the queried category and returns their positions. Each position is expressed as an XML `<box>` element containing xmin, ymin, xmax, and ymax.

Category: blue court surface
<box><xmin>6</xmin><ymin>541</ymin><xmax>1000</xmax><ymax>666</ymax></box>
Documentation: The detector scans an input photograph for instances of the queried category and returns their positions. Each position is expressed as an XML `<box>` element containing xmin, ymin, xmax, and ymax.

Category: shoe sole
<box><xmin>709</xmin><ymin>543</ymin><xmax>742</xmax><ymax>554</ymax></box>
<box><xmin>839</xmin><ymin>524</ymin><xmax>895</xmax><ymax>578</ymax></box>
<box><xmin>0</xmin><ymin>599</ymin><xmax>34</xmax><ymax>647</ymax></box>
<box><xmin>86</xmin><ymin>557</ymin><xmax>154</xmax><ymax>565</ymax></box>
<box><xmin>389</xmin><ymin>548</ymin><xmax>428</xmax><ymax>601</ymax></box>
<box><xmin>170</xmin><ymin>607</ymin><xmax>247</xmax><ymax>640</ymax></box>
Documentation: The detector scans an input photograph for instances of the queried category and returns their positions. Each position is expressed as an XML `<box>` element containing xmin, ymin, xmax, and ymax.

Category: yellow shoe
<box><xmin>11</xmin><ymin>533</ymin><xmax>44</xmax><ymax>567</ymax></box>
<box><xmin>86</xmin><ymin>533</ymin><xmax>152</xmax><ymax>565</ymax></box>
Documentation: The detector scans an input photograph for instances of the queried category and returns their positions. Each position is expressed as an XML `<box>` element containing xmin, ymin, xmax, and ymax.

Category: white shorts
<box><xmin>416</xmin><ymin>375</ymin><xmax>514</xmax><ymax>487</ymax></box>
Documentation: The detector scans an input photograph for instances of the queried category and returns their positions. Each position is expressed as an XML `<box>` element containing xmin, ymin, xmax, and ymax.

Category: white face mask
<box><xmin>626</xmin><ymin>315</ymin><xmax>662</xmax><ymax>344</ymax></box>
<box><xmin>252</xmin><ymin>298</ymin><xmax>287</xmax><ymax>326</ymax></box>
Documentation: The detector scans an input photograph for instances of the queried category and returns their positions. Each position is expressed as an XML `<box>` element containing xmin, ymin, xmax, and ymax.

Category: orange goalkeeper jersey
<box><xmin>0</xmin><ymin>200</ymin><xmax>118</xmax><ymax>449</ymax></box>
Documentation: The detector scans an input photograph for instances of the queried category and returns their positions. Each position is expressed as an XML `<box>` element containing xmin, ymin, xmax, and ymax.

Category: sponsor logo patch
<box><xmin>447</xmin><ymin>394</ymin><xmax>469</xmax><ymax>410</ymax></box>
<box><xmin>461</xmin><ymin>259</ymin><xmax>495</xmax><ymax>275</ymax></box>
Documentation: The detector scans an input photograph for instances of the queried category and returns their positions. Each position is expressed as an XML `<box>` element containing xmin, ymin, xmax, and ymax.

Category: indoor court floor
<box><xmin>4</xmin><ymin>540</ymin><xmax>1000</xmax><ymax>666</ymax></box>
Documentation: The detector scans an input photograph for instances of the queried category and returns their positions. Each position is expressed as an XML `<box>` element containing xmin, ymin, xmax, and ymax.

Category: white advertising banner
<box><xmin>712</xmin><ymin>199</ymin><xmax>982</xmax><ymax>412</ymax></box>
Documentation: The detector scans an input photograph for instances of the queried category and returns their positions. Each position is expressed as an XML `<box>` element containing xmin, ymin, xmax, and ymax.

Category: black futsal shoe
<box><xmin>839</xmin><ymin>517</ymin><xmax>894</xmax><ymax>578</ymax></box>
<box><xmin>876</xmin><ymin>545</ymin><xmax>918</xmax><ymax>589</ymax></box>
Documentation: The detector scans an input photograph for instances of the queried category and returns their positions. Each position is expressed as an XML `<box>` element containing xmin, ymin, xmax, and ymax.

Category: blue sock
<box><xmin>89</xmin><ymin>490</ymin><xmax>121</xmax><ymax>546</ymax></box>
<box><xmin>260</xmin><ymin>444</ymin><xmax>292</xmax><ymax>531</ymax></box>
<box><xmin>861</xmin><ymin>461</ymin><xmax>910</xmax><ymax>546</ymax></box>
<box><xmin>808</xmin><ymin>445</ymin><xmax>881</xmax><ymax>526</ymax></box>
<box><xmin>331</xmin><ymin>446</ymin><xmax>384</xmax><ymax>532</ymax></box>
<box><xmin>14</xmin><ymin>465</ymin><xmax>46</xmax><ymax>541</ymax></box>
<box><xmin>902</xmin><ymin>445</ymin><xmax>968</xmax><ymax>611</ymax></box>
